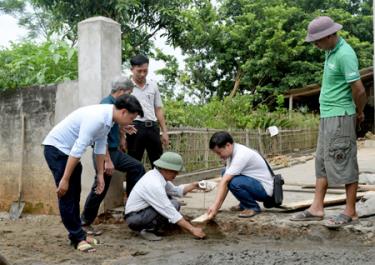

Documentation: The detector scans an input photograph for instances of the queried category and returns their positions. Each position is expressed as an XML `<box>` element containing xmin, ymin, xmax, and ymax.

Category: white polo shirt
<box><xmin>225</xmin><ymin>143</ymin><xmax>274</xmax><ymax>196</ymax></box>
<box><xmin>131</xmin><ymin>79</ymin><xmax>163</xmax><ymax>122</ymax></box>
<box><xmin>125</xmin><ymin>168</ymin><xmax>184</xmax><ymax>224</ymax></box>
<box><xmin>42</xmin><ymin>104</ymin><xmax>113</xmax><ymax>157</ymax></box>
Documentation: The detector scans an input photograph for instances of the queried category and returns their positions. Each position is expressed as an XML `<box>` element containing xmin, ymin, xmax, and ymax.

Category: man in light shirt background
<box><xmin>127</xmin><ymin>54</ymin><xmax>169</xmax><ymax>167</ymax></box>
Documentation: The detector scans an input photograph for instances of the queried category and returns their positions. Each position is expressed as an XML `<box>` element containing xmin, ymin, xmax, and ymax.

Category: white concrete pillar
<box><xmin>373</xmin><ymin>0</ymin><xmax>375</xmax><ymax>132</ymax></box>
<box><xmin>77</xmin><ymin>16</ymin><xmax>123</xmax><ymax>212</ymax></box>
<box><xmin>78</xmin><ymin>16</ymin><xmax>122</xmax><ymax>106</ymax></box>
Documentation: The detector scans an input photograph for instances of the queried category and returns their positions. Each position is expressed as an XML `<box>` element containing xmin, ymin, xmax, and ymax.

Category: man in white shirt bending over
<box><xmin>125</xmin><ymin>152</ymin><xmax>206</xmax><ymax>241</ymax></box>
<box><xmin>207</xmin><ymin>131</ymin><xmax>274</xmax><ymax>219</ymax></box>
<box><xmin>43</xmin><ymin>94</ymin><xmax>143</xmax><ymax>253</ymax></box>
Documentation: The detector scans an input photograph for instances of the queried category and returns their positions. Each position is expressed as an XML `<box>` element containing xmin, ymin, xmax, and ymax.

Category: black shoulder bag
<box><xmin>260</xmin><ymin>156</ymin><xmax>285</xmax><ymax>208</ymax></box>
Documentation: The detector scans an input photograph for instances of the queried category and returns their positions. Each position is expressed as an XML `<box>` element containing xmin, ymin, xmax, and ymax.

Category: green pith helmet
<box><xmin>153</xmin><ymin>152</ymin><xmax>185</xmax><ymax>172</ymax></box>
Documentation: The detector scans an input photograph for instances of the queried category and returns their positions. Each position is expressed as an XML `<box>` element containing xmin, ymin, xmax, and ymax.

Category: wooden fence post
<box><xmin>257</xmin><ymin>128</ymin><xmax>264</xmax><ymax>155</ymax></box>
<box><xmin>204</xmin><ymin>129</ymin><xmax>209</xmax><ymax>169</ymax></box>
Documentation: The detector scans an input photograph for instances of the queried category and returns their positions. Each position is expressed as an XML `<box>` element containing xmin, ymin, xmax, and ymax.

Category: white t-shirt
<box><xmin>225</xmin><ymin>143</ymin><xmax>274</xmax><ymax>196</ymax></box>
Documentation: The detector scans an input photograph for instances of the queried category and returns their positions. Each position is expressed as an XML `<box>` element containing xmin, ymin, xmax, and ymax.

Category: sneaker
<box><xmin>82</xmin><ymin>225</ymin><xmax>103</xmax><ymax>236</ymax></box>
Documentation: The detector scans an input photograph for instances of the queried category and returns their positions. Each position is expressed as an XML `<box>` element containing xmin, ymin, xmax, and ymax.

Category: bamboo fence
<box><xmin>141</xmin><ymin>127</ymin><xmax>319</xmax><ymax>172</ymax></box>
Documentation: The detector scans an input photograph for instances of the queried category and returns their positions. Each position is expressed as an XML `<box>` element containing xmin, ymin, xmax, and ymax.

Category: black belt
<box><xmin>133</xmin><ymin>120</ymin><xmax>158</xmax><ymax>128</ymax></box>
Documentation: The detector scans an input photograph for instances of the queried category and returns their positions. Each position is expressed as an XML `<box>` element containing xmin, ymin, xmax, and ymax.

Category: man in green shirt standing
<box><xmin>291</xmin><ymin>16</ymin><xmax>366</xmax><ymax>227</ymax></box>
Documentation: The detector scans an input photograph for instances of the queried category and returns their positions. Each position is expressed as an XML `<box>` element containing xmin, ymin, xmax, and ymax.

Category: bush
<box><xmin>0</xmin><ymin>41</ymin><xmax>77</xmax><ymax>90</ymax></box>
<box><xmin>164</xmin><ymin>95</ymin><xmax>319</xmax><ymax>129</ymax></box>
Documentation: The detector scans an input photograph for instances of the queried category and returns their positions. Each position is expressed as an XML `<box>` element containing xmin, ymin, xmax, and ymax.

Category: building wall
<box><xmin>0</xmin><ymin>85</ymin><xmax>58</xmax><ymax>214</ymax></box>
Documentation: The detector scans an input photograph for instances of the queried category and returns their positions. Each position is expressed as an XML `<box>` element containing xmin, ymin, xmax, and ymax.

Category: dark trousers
<box><xmin>43</xmin><ymin>145</ymin><xmax>86</xmax><ymax>246</ymax></box>
<box><xmin>126</xmin><ymin>122</ymin><xmax>163</xmax><ymax>167</ymax></box>
<box><xmin>81</xmin><ymin>149</ymin><xmax>145</xmax><ymax>226</ymax></box>
<box><xmin>125</xmin><ymin>199</ymin><xmax>180</xmax><ymax>232</ymax></box>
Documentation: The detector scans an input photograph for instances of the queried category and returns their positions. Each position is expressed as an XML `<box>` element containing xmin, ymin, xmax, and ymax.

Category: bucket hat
<box><xmin>153</xmin><ymin>152</ymin><xmax>185</xmax><ymax>171</ymax></box>
<box><xmin>305</xmin><ymin>16</ymin><xmax>342</xmax><ymax>42</ymax></box>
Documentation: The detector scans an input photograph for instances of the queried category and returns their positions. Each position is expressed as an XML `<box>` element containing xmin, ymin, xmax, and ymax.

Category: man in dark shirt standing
<box><xmin>81</xmin><ymin>75</ymin><xmax>145</xmax><ymax>235</ymax></box>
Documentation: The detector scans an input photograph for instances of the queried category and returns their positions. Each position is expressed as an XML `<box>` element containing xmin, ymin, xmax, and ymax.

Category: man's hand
<box><xmin>104</xmin><ymin>158</ymin><xmax>114</xmax><ymax>176</ymax></box>
<box><xmin>123</xmin><ymin>125</ymin><xmax>137</xmax><ymax>135</ymax></box>
<box><xmin>207</xmin><ymin>205</ymin><xmax>218</xmax><ymax>220</ymax></box>
<box><xmin>357</xmin><ymin>111</ymin><xmax>365</xmax><ymax>124</ymax></box>
<box><xmin>161</xmin><ymin>132</ymin><xmax>169</xmax><ymax>147</ymax></box>
<box><xmin>190</xmin><ymin>227</ymin><xmax>206</xmax><ymax>239</ymax></box>
<box><xmin>119</xmin><ymin>137</ymin><xmax>127</xmax><ymax>152</ymax></box>
<box><xmin>95</xmin><ymin>175</ymin><xmax>105</xmax><ymax>194</ymax></box>
<box><xmin>57</xmin><ymin>178</ymin><xmax>69</xmax><ymax>198</ymax></box>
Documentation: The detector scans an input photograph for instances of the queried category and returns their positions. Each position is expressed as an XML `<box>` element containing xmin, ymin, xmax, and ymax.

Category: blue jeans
<box><xmin>81</xmin><ymin>149</ymin><xmax>145</xmax><ymax>226</ymax></box>
<box><xmin>43</xmin><ymin>145</ymin><xmax>86</xmax><ymax>246</ymax></box>
<box><xmin>228</xmin><ymin>175</ymin><xmax>271</xmax><ymax>212</ymax></box>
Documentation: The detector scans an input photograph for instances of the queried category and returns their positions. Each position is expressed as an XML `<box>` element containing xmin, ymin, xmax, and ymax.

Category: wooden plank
<box><xmin>357</xmin><ymin>185</ymin><xmax>375</xmax><ymax>192</ymax></box>
<box><xmin>279</xmin><ymin>193</ymin><xmax>365</xmax><ymax>211</ymax></box>
<box><xmin>191</xmin><ymin>213</ymin><xmax>210</xmax><ymax>224</ymax></box>
<box><xmin>301</xmin><ymin>184</ymin><xmax>375</xmax><ymax>192</ymax></box>
<box><xmin>283</xmin><ymin>186</ymin><xmax>345</xmax><ymax>195</ymax></box>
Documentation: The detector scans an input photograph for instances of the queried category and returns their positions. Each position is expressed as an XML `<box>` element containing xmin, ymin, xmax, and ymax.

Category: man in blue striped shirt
<box><xmin>43</xmin><ymin>94</ymin><xmax>143</xmax><ymax>252</ymax></box>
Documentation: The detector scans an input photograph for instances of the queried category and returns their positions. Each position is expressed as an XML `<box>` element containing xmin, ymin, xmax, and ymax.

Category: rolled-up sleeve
<box><xmin>165</xmin><ymin>182</ymin><xmax>184</xmax><ymax>198</ymax></box>
<box><xmin>94</xmin><ymin>136</ymin><xmax>107</xmax><ymax>155</ymax></box>
<box><xmin>70</xmin><ymin>120</ymin><xmax>104</xmax><ymax>158</ymax></box>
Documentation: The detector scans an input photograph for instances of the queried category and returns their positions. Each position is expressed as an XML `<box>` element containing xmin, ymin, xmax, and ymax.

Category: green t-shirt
<box><xmin>319</xmin><ymin>37</ymin><xmax>360</xmax><ymax>118</ymax></box>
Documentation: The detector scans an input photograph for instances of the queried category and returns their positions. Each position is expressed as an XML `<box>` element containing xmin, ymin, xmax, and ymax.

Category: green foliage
<box><xmin>1</xmin><ymin>0</ymin><xmax>371</xmax><ymax>113</ymax></box>
<box><xmin>0</xmin><ymin>41</ymin><xmax>77</xmax><ymax>90</ymax></box>
<box><xmin>17</xmin><ymin>0</ymin><xmax>193</xmax><ymax>58</ymax></box>
<box><xmin>158</xmin><ymin>0</ymin><xmax>372</xmax><ymax>103</ymax></box>
<box><xmin>164</xmin><ymin>95</ymin><xmax>319</xmax><ymax>129</ymax></box>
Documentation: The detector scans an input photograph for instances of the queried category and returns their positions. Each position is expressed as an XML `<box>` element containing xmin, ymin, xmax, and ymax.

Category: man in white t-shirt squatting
<box><xmin>207</xmin><ymin>131</ymin><xmax>274</xmax><ymax>219</ymax></box>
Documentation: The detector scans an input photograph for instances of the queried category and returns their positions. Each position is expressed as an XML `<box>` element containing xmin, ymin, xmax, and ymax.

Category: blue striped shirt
<box><xmin>42</xmin><ymin>104</ymin><xmax>114</xmax><ymax>157</ymax></box>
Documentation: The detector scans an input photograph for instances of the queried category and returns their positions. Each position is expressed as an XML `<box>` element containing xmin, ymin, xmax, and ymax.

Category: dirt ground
<box><xmin>1</xmin><ymin>209</ymin><xmax>375</xmax><ymax>265</ymax></box>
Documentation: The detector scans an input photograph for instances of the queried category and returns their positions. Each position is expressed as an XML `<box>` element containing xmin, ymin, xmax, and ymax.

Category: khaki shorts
<box><xmin>315</xmin><ymin>115</ymin><xmax>358</xmax><ymax>185</ymax></box>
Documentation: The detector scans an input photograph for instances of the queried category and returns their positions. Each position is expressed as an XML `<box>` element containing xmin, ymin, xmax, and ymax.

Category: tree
<box><xmin>27</xmin><ymin>0</ymin><xmax>193</xmax><ymax>57</ymax></box>
<box><xmin>159</xmin><ymin>0</ymin><xmax>372</xmax><ymax>104</ymax></box>
<box><xmin>0</xmin><ymin>0</ymin><xmax>63</xmax><ymax>41</ymax></box>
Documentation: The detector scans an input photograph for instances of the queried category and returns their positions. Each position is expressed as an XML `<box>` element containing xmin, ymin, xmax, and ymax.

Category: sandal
<box><xmin>86</xmin><ymin>236</ymin><xmax>100</xmax><ymax>245</ymax></box>
<box><xmin>229</xmin><ymin>204</ymin><xmax>243</xmax><ymax>212</ymax></box>
<box><xmin>77</xmin><ymin>241</ymin><xmax>96</xmax><ymax>253</ymax></box>
<box><xmin>290</xmin><ymin>210</ymin><xmax>324</xmax><ymax>221</ymax></box>
<box><xmin>238</xmin><ymin>209</ymin><xmax>257</xmax><ymax>218</ymax></box>
<box><xmin>325</xmin><ymin>213</ymin><xmax>359</xmax><ymax>228</ymax></box>
<box><xmin>82</xmin><ymin>225</ymin><xmax>103</xmax><ymax>236</ymax></box>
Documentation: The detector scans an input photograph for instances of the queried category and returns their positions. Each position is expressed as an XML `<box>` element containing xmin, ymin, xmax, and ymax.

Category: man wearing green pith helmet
<box><xmin>125</xmin><ymin>152</ymin><xmax>206</xmax><ymax>240</ymax></box>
